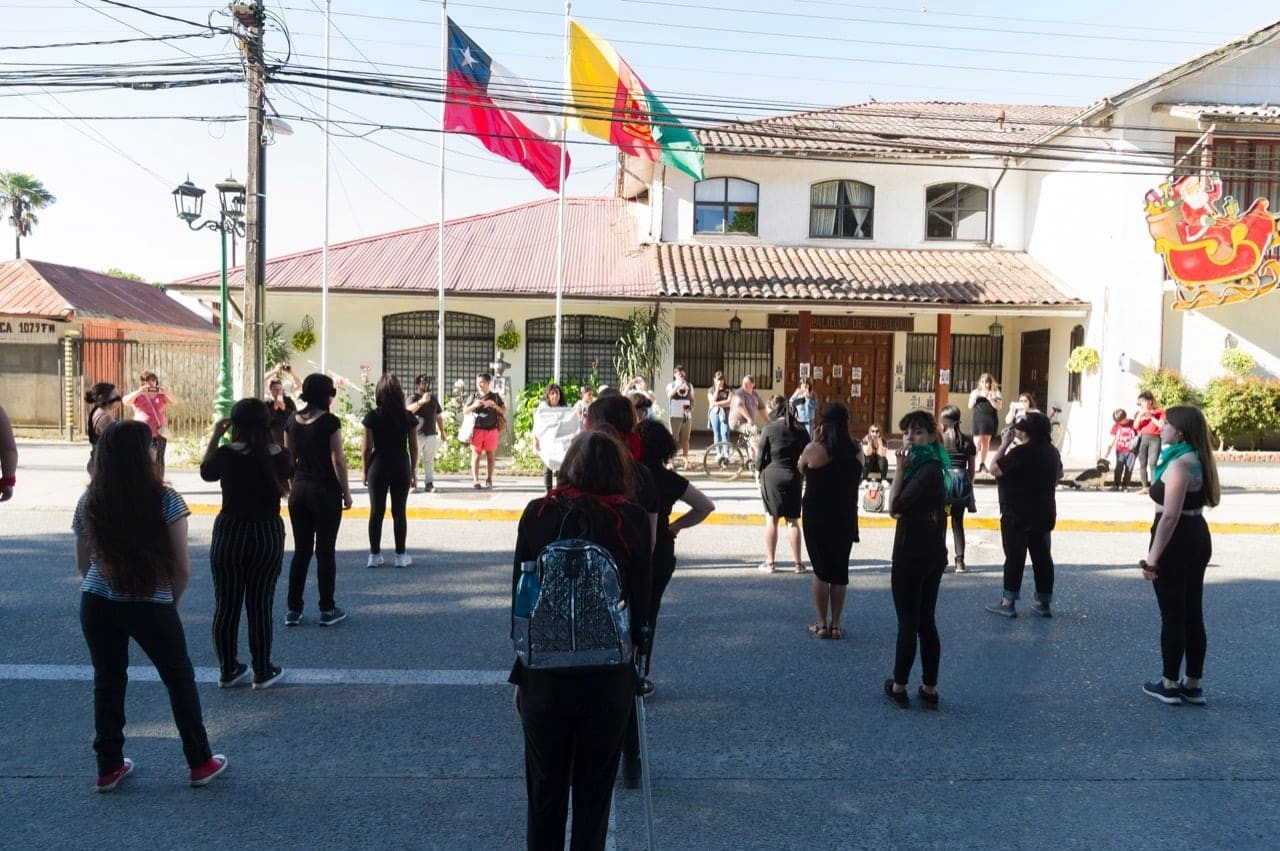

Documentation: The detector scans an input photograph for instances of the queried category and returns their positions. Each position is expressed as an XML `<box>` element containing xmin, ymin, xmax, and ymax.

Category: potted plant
<box><xmin>291</xmin><ymin>315</ymin><xmax>317</xmax><ymax>352</ymax></box>
<box><xmin>495</xmin><ymin>320</ymin><xmax>521</xmax><ymax>352</ymax></box>
<box><xmin>1066</xmin><ymin>345</ymin><xmax>1099</xmax><ymax>374</ymax></box>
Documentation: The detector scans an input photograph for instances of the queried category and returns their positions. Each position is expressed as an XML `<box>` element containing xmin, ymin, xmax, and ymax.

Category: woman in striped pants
<box><xmin>200</xmin><ymin>399</ymin><xmax>293</xmax><ymax>689</ymax></box>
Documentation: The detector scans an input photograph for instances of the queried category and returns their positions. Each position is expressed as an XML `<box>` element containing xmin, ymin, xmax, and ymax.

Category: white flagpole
<box><xmin>318</xmin><ymin>0</ymin><xmax>332</xmax><ymax>371</ymax></box>
<box><xmin>552</xmin><ymin>0</ymin><xmax>571</xmax><ymax>384</ymax></box>
<box><xmin>437</xmin><ymin>0</ymin><xmax>448</xmax><ymax>394</ymax></box>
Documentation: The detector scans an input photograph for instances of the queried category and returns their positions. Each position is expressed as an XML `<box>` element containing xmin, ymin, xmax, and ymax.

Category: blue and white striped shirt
<box><xmin>72</xmin><ymin>487</ymin><xmax>189</xmax><ymax>603</ymax></box>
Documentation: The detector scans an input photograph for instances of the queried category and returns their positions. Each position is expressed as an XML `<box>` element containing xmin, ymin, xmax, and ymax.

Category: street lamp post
<box><xmin>173</xmin><ymin>175</ymin><xmax>246</xmax><ymax>421</ymax></box>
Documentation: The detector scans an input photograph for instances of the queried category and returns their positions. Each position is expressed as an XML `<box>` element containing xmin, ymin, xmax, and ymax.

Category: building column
<box><xmin>797</xmin><ymin>310</ymin><xmax>812</xmax><ymax>380</ymax></box>
<box><xmin>934</xmin><ymin>313</ymin><xmax>952</xmax><ymax>418</ymax></box>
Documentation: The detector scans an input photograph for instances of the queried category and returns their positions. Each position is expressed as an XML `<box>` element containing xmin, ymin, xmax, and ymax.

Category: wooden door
<box><xmin>1018</xmin><ymin>329</ymin><xmax>1050</xmax><ymax>410</ymax></box>
<box><xmin>784</xmin><ymin>331</ymin><xmax>891</xmax><ymax>435</ymax></box>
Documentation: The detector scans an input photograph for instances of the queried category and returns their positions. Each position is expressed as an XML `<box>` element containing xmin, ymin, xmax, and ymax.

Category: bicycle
<box><xmin>702</xmin><ymin>429</ymin><xmax>757</xmax><ymax>482</ymax></box>
<box><xmin>1048</xmin><ymin>404</ymin><xmax>1070</xmax><ymax>455</ymax></box>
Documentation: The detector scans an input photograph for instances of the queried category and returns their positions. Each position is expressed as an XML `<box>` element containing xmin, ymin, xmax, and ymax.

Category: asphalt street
<box><xmin>2</xmin><ymin>475</ymin><xmax>1278</xmax><ymax>848</ymax></box>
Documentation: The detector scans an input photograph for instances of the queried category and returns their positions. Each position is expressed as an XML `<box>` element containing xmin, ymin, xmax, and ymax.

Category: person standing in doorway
<box><xmin>665</xmin><ymin>365</ymin><xmax>695</xmax><ymax>470</ymax></box>
<box><xmin>362</xmin><ymin>374</ymin><xmax>418</xmax><ymax>568</ymax></box>
<box><xmin>284</xmin><ymin>373</ymin><xmax>354</xmax><ymax>627</ymax></box>
<box><xmin>968</xmin><ymin>373</ymin><xmax>1001</xmax><ymax>471</ymax></box>
<box><xmin>1133</xmin><ymin>391</ymin><xmax>1165</xmax><ymax>494</ymax></box>
<box><xmin>1139</xmin><ymin>405</ymin><xmax>1219</xmax><ymax>706</ymax></box>
<box><xmin>884</xmin><ymin>410</ymin><xmax>949</xmax><ymax>709</ymax></box>
<box><xmin>799</xmin><ymin>401</ymin><xmax>862</xmax><ymax>639</ymax></box>
<box><xmin>464</xmin><ymin>372</ymin><xmax>505</xmax><ymax>489</ymax></box>
<box><xmin>200</xmin><ymin>399</ymin><xmax>292</xmax><ymax>690</ymax></box>
<box><xmin>789</xmin><ymin>378</ymin><xmax>817</xmax><ymax>438</ymax></box>
<box><xmin>123</xmin><ymin>371</ymin><xmax>179</xmax><ymax>480</ymax></box>
<box><xmin>985</xmin><ymin>412</ymin><xmax>1061</xmax><ymax>618</ymax></box>
<box><xmin>407</xmin><ymin>375</ymin><xmax>444</xmax><ymax>493</ymax></box>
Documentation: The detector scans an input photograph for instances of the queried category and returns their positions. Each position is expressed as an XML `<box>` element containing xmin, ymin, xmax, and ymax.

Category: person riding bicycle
<box><xmin>728</xmin><ymin>375</ymin><xmax>765</xmax><ymax>466</ymax></box>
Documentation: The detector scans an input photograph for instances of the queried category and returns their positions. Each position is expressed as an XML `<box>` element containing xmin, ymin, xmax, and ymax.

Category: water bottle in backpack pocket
<box><xmin>513</xmin><ymin>536</ymin><xmax>631</xmax><ymax>670</ymax></box>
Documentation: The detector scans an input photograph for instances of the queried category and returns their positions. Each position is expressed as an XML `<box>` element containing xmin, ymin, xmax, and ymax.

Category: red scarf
<box><xmin>539</xmin><ymin>485</ymin><xmax>632</xmax><ymax>553</ymax></box>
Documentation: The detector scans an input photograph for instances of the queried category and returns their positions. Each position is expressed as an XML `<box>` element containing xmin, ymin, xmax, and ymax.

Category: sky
<box><xmin>2</xmin><ymin>0</ymin><xmax>1279</xmax><ymax>284</ymax></box>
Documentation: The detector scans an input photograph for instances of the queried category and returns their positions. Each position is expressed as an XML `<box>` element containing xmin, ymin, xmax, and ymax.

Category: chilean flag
<box><xmin>444</xmin><ymin>20</ymin><xmax>568</xmax><ymax>191</ymax></box>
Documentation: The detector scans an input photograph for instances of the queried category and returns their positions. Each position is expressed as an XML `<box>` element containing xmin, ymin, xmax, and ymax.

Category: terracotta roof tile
<box><xmin>652</xmin><ymin>243</ymin><xmax>1081</xmax><ymax>307</ymax></box>
<box><xmin>173</xmin><ymin>197</ymin><xmax>653</xmax><ymax>299</ymax></box>
<box><xmin>0</xmin><ymin>259</ymin><xmax>215</xmax><ymax>332</ymax></box>
<box><xmin>700</xmin><ymin>101</ymin><xmax>1080</xmax><ymax>159</ymax></box>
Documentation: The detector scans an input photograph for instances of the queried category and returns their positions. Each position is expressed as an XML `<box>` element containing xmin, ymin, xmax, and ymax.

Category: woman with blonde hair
<box><xmin>1139</xmin><ymin>405</ymin><xmax>1220</xmax><ymax>706</ymax></box>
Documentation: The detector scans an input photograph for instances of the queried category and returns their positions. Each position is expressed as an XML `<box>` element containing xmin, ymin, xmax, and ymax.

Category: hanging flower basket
<box><xmin>1066</xmin><ymin>345</ymin><xmax>1099</xmax><ymax>374</ymax></box>
<box><xmin>291</xmin><ymin>315</ymin><xmax>317</xmax><ymax>352</ymax></box>
<box><xmin>495</xmin><ymin>328</ymin><xmax>521</xmax><ymax>351</ymax></box>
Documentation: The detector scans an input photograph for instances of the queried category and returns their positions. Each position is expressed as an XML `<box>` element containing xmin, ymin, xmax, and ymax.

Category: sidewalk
<box><xmin>9</xmin><ymin>439</ymin><xmax>1277</xmax><ymax>533</ymax></box>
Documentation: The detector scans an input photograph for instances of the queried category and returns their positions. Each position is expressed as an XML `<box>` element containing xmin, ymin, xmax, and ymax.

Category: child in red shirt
<box><xmin>1103</xmin><ymin>408</ymin><xmax>1137</xmax><ymax>491</ymax></box>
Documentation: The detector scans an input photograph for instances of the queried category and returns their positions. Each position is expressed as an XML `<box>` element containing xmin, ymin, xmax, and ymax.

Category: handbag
<box><xmin>456</xmin><ymin>412</ymin><xmax>476</xmax><ymax>443</ymax></box>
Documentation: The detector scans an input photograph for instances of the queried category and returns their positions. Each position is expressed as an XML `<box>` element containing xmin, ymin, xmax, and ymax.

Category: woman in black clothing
<box><xmin>283</xmin><ymin>374</ymin><xmax>354</xmax><ymax>627</ymax></box>
<box><xmin>510</xmin><ymin>430</ymin><xmax>653</xmax><ymax>851</ymax></box>
<box><xmin>939</xmin><ymin>405</ymin><xmax>977</xmax><ymax>573</ymax></box>
<box><xmin>1139</xmin><ymin>405</ymin><xmax>1220</xmax><ymax>706</ymax></box>
<box><xmin>885</xmin><ymin>410</ymin><xmax>949</xmax><ymax>709</ymax></box>
<box><xmin>362</xmin><ymin>374</ymin><xmax>419</xmax><ymax>568</ymax></box>
<box><xmin>798</xmin><ymin>401</ymin><xmax>863</xmax><ymax>639</ymax></box>
<box><xmin>84</xmin><ymin>382</ymin><xmax>122</xmax><ymax>472</ymax></box>
<box><xmin>756</xmin><ymin>394</ymin><xmax>810</xmax><ymax>573</ymax></box>
<box><xmin>200</xmin><ymin>398</ymin><xmax>293</xmax><ymax>689</ymax></box>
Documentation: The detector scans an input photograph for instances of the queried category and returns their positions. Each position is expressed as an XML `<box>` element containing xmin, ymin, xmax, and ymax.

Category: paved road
<box><xmin>1</xmin><ymin>480</ymin><xmax>1277</xmax><ymax>848</ymax></box>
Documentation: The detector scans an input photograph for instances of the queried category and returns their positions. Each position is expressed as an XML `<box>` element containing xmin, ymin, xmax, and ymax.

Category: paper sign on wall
<box><xmin>799</xmin><ymin>362</ymin><xmax>811</xmax><ymax>378</ymax></box>
<box><xmin>850</xmin><ymin>383</ymin><xmax>862</xmax><ymax>397</ymax></box>
<box><xmin>813</xmin><ymin>366</ymin><xmax>824</xmax><ymax>380</ymax></box>
<box><xmin>851</xmin><ymin>366</ymin><xmax>862</xmax><ymax>380</ymax></box>
<box><xmin>894</xmin><ymin>376</ymin><xmax>904</xmax><ymax>392</ymax></box>
<box><xmin>939</xmin><ymin>369</ymin><xmax>951</xmax><ymax>385</ymax></box>
<box><xmin>832</xmin><ymin>364</ymin><xmax>843</xmax><ymax>378</ymax></box>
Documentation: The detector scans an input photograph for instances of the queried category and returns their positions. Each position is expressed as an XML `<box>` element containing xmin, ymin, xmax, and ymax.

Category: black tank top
<box><xmin>1149</xmin><ymin>480</ymin><xmax>1206</xmax><ymax>510</ymax></box>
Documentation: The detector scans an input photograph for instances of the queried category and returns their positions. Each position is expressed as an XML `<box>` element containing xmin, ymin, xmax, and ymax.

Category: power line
<box><xmin>0</xmin><ymin>31</ymin><xmax>215</xmax><ymax>51</ymax></box>
<box><xmin>85</xmin><ymin>0</ymin><xmax>231</xmax><ymax>34</ymax></box>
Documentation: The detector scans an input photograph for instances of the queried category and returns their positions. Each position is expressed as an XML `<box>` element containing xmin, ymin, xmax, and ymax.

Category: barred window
<box><xmin>1067</xmin><ymin>324</ymin><xmax>1084</xmax><ymax>403</ymax></box>
<box><xmin>675</xmin><ymin>327</ymin><xmax>773</xmax><ymax>388</ymax></box>
<box><xmin>525</xmin><ymin>315</ymin><xmax>626</xmax><ymax>387</ymax></box>
<box><xmin>905</xmin><ymin>333</ymin><xmax>1002</xmax><ymax>393</ymax></box>
<box><xmin>382</xmin><ymin>310</ymin><xmax>494</xmax><ymax>392</ymax></box>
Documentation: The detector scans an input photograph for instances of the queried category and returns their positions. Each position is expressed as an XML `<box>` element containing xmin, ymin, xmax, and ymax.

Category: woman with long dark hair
<box><xmin>74</xmin><ymin>420</ymin><xmax>226</xmax><ymax>791</ymax></box>
<box><xmin>798</xmin><ymin>401</ymin><xmax>863</xmax><ymax>638</ymax></box>
<box><xmin>510</xmin><ymin>430</ymin><xmax>653</xmax><ymax>850</ymax></box>
<box><xmin>1139</xmin><ymin>405</ymin><xmax>1220</xmax><ymax>706</ymax></box>
<box><xmin>200</xmin><ymin>398</ymin><xmax>293</xmax><ymax>689</ymax></box>
<box><xmin>535</xmin><ymin>383</ymin><xmax>569</xmax><ymax>492</ymax></box>
<box><xmin>284</xmin><ymin>373</ymin><xmax>354</xmax><ymax>627</ymax></box>
<box><xmin>84</xmin><ymin>382</ymin><xmax>122</xmax><ymax>472</ymax></box>
<box><xmin>756</xmin><ymin>394</ymin><xmax>809</xmax><ymax>573</ymax></box>
<box><xmin>939</xmin><ymin>405</ymin><xmax>977</xmax><ymax>573</ymax></box>
<box><xmin>884</xmin><ymin>410</ymin><xmax>949</xmax><ymax>709</ymax></box>
<box><xmin>362</xmin><ymin>374</ymin><xmax>418</xmax><ymax>568</ymax></box>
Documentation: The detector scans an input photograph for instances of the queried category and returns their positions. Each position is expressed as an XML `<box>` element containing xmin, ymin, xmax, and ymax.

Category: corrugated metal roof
<box><xmin>699</xmin><ymin>102</ymin><xmax>1080</xmax><ymax>159</ymax></box>
<box><xmin>172</xmin><ymin>197</ymin><xmax>654</xmax><ymax>299</ymax></box>
<box><xmin>0</xmin><ymin>259</ymin><xmax>215</xmax><ymax>332</ymax></box>
<box><xmin>653</xmin><ymin>243</ymin><xmax>1082</xmax><ymax>307</ymax></box>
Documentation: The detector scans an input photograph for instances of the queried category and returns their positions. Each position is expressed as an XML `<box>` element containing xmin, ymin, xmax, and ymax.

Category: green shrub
<box><xmin>1202</xmin><ymin>376</ymin><xmax>1280</xmax><ymax>450</ymax></box>
<box><xmin>1138</xmin><ymin>368</ymin><xmax>1201</xmax><ymax>408</ymax></box>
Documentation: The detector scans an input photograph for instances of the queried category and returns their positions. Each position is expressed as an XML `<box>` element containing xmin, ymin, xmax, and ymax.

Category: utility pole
<box><xmin>233</xmin><ymin>2</ymin><xmax>267</xmax><ymax>399</ymax></box>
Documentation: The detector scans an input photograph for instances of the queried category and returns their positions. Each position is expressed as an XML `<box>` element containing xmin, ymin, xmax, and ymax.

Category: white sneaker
<box><xmin>367</xmin><ymin>553</ymin><xmax>384</xmax><ymax>568</ymax></box>
<box><xmin>394</xmin><ymin>553</ymin><xmax>412</xmax><ymax>568</ymax></box>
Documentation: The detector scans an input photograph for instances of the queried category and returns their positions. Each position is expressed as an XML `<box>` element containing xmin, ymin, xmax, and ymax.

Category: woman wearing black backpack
<box><xmin>509</xmin><ymin>430</ymin><xmax>653</xmax><ymax>851</ymax></box>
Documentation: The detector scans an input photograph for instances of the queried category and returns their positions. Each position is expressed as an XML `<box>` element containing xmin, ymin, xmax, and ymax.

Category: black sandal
<box><xmin>884</xmin><ymin>678</ymin><xmax>909</xmax><ymax>708</ymax></box>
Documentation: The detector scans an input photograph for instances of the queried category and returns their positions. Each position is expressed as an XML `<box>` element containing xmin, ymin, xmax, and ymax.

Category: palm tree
<box><xmin>0</xmin><ymin>172</ymin><xmax>56</xmax><ymax>259</ymax></box>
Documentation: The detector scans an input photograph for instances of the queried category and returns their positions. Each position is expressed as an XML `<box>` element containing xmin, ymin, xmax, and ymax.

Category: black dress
<box><xmin>972</xmin><ymin>395</ymin><xmax>998</xmax><ymax>436</ymax></box>
<box><xmin>757</xmin><ymin>419</ymin><xmax>807</xmax><ymax>519</ymax></box>
<box><xmin>802</xmin><ymin>445</ymin><xmax>862</xmax><ymax>585</ymax></box>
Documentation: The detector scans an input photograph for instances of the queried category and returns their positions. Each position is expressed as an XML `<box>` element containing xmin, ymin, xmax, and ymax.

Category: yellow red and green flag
<box><xmin>566</xmin><ymin>19</ymin><xmax>704</xmax><ymax>181</ymax></box>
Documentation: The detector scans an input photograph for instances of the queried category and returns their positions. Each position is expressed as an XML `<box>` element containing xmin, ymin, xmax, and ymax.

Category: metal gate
<box><xmin>74</xmin><ymin>337</ymin><xmax>221</xmax><ymax>438</ymax></box>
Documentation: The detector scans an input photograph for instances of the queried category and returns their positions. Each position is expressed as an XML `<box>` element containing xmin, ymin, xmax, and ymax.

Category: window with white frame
<box><xmin>694</xmin><ymin>177</ymin><xmax>759</xmax><ymax>235</ymax></box>
<box><xmin>926</xmin><ymin>182</ymin><xmax>989</xmax><ymax>240</ymax></box>
<box><xmin>810</xmin><ymin>179</ymin><xmax>874</xmax><ymax>239</ymax></box>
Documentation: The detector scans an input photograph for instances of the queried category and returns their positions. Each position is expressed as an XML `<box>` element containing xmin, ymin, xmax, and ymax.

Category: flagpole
<box><xmin>552</xmin><ymin>0</ymin><xmax>571</xmax><ymax>384</ymax></box>
<box><xmin>320</xmin><ymin>0</ymin><xmax>331</xmax><ymax>372</ymax></box>
<box><xmin>437</xmin><ymin>0</ymin><xmax>448</xmax><ymax>396</ymax></box>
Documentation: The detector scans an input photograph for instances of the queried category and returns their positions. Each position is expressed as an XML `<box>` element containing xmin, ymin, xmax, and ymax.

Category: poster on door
<box><xmin>850</xmin><ymin>366</ymin><xmax>862</xmax><ymax>380</ymax></box>
<box><xmin>831</xmin><ymin>364</ymin><xmax>843</xmax><ymax>378</ymax></box>
<box><xmin>799</xmin><ymin>362</ymin><xmax>811</xmax><ymax>378</ymax></box>
<box><xmin>850</xmin><ymin>383</ymin><xmax>862</xmax><ymax>397</ymax></box>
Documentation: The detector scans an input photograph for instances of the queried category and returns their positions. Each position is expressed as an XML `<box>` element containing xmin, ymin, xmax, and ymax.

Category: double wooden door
<box><xmin>783</xmin><ymin>331</ymin><xmax>892</xmax><ymax>435</ymax></box>
<box><xmin>1018</xmin><ymin>329</ymin><xmax>1050</xmax><ymax>410</ymax></box>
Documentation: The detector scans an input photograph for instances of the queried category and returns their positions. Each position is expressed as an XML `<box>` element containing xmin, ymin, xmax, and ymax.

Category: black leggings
<box><xmin>368</xmin><ymin>456</ymin><xmax>410</xmax><ymax>554</ymax></box>
<box><xmin>1136</xmin><ymin>434</ymin><xmax>1162</xmax><ymax>488</ymax></box>
<box><xmin>891</xmin><ymin>557</ymin><xmax>944</xmax><ymax>687</ymax></box>
<box><xmin>287</xmin><ymin>480</ymin><xmax>343</xmax><ymax>613</ymax></box>
<box><xmin>1151</xmin><ymin>515</ymin><xmax>1211</xmax><ymax>681</ymax></box>
<box><xmin>210</xmin><ymin>514</ymin><xmax>285</xmax><ymax>678</ymax></box>
<box><xmin>949</xmin><ymin>507</ymin><xmax>966</xmax><ymax>561</ymax></box>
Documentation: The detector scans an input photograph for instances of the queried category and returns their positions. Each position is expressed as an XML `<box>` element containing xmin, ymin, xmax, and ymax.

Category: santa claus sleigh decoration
<box><xmin>1145</xmin><ymin>173</ymin><xmax>1280</xmax><ymax>310</ymax></box>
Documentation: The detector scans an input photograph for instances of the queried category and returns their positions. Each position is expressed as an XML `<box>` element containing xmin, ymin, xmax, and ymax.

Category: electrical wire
<box><xmin>0</xmin><ymin>31</ymin><xmax>216</xmax><ymax>51</ymax></box>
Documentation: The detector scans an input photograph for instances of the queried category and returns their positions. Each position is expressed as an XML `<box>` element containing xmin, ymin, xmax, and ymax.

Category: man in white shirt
<box><xmin>665</xmin><ymin>365</ymin><xmax>694</xmax><ymax>469</ymax></box>
<box><xmin>728</xmin><ymin>375</ymin><xmax>764</xmax><ymax>435</ymax></box>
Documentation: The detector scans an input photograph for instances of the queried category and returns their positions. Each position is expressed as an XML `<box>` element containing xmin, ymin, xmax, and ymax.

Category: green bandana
<box><xmin>1153</xmin><ymin>442</ymin><xmax>1195</xmax><ymax>484</ymax></box>
<box><xmin>901</xmin><ymin>443</ymin><xmax>952</xmax><ymax>494</ymax></box>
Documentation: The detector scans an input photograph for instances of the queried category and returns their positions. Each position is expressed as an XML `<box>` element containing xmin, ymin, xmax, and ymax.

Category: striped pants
<box><xmin>210</xmin><ymin>514</ymin><xmax>285</xmax><ymax>679</ymax></box>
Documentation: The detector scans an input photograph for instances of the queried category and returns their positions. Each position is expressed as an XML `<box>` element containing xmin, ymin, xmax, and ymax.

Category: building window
<box><xmin>1067</xmin><ymin>324</ymin><xmax>1084</xmax><ymax>403</ymax></box>
<box><xmin>694</xmin><ymin>177</ymin><xmax>758</xmax><ymax>235</ymax></box>
<box><xmin>1173</xmin><ymin>136</ymin><xmax>1280</xmax><ymax>215</ymax></box>
<box><xmin>926</xmin><ymin>182</ymin><xmax>988</xmax><ymax>240</ymax></box>
<box><xmin>525</xmin><ymin>315</ymin><xmax>627</xmax><ymax>387</ymax></box>
<box><xmin>810</xmin><ymin>179</ymin><xmax>874</xmax><ymax>239</ymax></box>
<box><xmin>382</xmin><ymin>310</ymin><xmax>494</xmax><ymax>392</ymax></box>
<box><xmin>675</xmin><ymin>327</ymin><xmax>773</xmax><ymax>388</ymax></box>
<box><xmin>905</xmin><ymin>332</ymin><xmax>1002</xmax><ymax>393</ymax></box>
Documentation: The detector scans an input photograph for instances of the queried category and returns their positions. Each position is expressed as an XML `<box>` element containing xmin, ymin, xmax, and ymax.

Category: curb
<box><xmin>185</xmin><ymin>503</ymin><xmax>1278</xmax><ymax>535</ymax></box>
